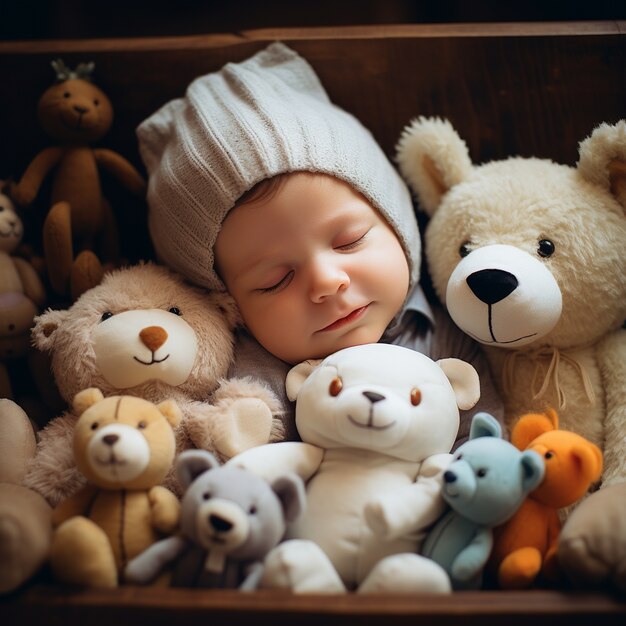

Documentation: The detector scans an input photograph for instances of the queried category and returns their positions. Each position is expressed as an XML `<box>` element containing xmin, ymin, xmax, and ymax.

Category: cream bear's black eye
<box><xmin>91</xmin><ymin>422</ymin><xmax>99</xmax><ymax>430</ymax></box>
<box><xmin>100</xmin><ymin>311</ymin><xmax>113</xmax><ymax>322</ymax></box>
<box><xmin>249</xmin><ymin>505</ymin><xmax>257</xmax><ymax>515</ymax></box>
<box><xmin>168</xmin><ymin>307</ymin><xmax>182</xmax><ymax>316</ymax></box>
<box><xmin>329</xmin><ymin>377</ymin><xmax>343</xmax><ymax>397</ymax></box>
<box><xmin>202</xmin><ymin>492</ymin><xmax>211</xmax><ymax>500</ymax></box>
<box><xmin>537</xmin><ymin>239</ymin><xmax>555</xmax><ymax>257</ymax></box>
<box><xmin>459</xmin><ymin>242</ymin><xmax>472</xmax><ymax>258</ymax></box>
<box><xmin>476</xmin><ymin>468</ymin><xmax>488</xmax><ymax>478</ymax></box>
<box><xmin>137</xmin><ymin>421</ymin><xmax>147</xmax><ymax>429</ymax></box>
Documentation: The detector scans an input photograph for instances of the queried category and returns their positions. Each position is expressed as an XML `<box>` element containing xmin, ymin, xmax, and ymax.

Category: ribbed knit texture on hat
<box><xmin>137</xmin><ymin>42</ymin><xmax>421</xmax><ymax>291</ymax></box>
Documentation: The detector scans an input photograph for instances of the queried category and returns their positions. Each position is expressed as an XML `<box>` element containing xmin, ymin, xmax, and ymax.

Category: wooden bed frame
<box><xmin>0</xmin><ymin>21</ymin><xmax>625</xmax><ymax>625</ymax></box>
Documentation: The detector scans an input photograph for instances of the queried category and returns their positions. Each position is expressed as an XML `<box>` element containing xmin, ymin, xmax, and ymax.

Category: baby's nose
<box><xmin>309</xmin><ymin>259</ymin><xmax>350</xmax><ymax>302</ymax></box>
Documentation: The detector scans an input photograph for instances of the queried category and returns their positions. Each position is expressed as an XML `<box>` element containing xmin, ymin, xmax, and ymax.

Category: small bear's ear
<box><xmin>395</xmin><ymin>116</ymin><xmax>473</xmax><ymax>216</ymax></box>
<box><xmin>468</xmin><ymin>412</ymin><xmax>502</xmax><ymax>440</ymax></box>
<box><xmin>31</xmin><ymin>308</ymin><xmax>70</xmax><ymax>352</ymax></box>
<box><xmin>285</xmin><ymin>359</ymin><xmax>323</xmax><ymax>401</ymax></box>
<box><xmin>73</xmin><ymin>388</ymin><xmax>104</xmax><ymax>415</ymax></box>
<box><xmin>157</xmin><ymin>399</ymin><xmax>182</xmax><ymax>429</ymax></box>
<box><xmin>271</xmin><ymin>473</ymin><xmax>306</xmax><ymax>523</ymax></box>
<box><xmin>511</xmin><ymin>409</ymin><xmax>558</xmax><ymax>451</ymax></box>
<box><xmin>176</xmin><ymin>450</ymin><xmax>220</xmax><ymax>489</ymax></box>
<box><xmin>577</xmin><ymin>119</ymin><xmax>626</xmax><ymax>210</ymax></box>
<box><xmin>570</xmin><ymin>441</ymin><xmax>603</xmax><ymax>484</ymax></box>
<box><xmin>437</xmin><ymin>358</ymin><xmax>480</xmax><ymax>410</ymax></box>
<box><xmin>520</xmin><ymin>449</ymin><xmax>545</xmax><ymax>493</ymax></box>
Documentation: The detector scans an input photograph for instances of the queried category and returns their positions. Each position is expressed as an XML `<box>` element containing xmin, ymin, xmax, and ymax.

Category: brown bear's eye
<box><xmin>329</xmin><ymin>377</ymin><xmax>343</xmax><ymax>396</ymax></box>
<box><xmin>459</xmin><ymin>242</ymin><xmax>472</xmax><ymax>258</ymax></box>
<box><xmin>100</xmin><ymin>311</ymin><xmax>113</xmax><ymax>322</ymax></box>
<box><xmin>137</xmin><ymin>421</ymin><xmax>147</xmax><ymax>429</ymax></box>
<box><xmin>91</xmin><ymin>422</ymin><xmax>99</xmax><ymax>430</ymax></box>
<box><xmin>410</xmin><ymin>388</ymin><xmax>422</xmax><ymax>406</ymax></box>
<box><xmin>168</xmin><ymin>307</ymin><xmax>182</xmax><ymax>316</ymax></box>
<box><xmin>537</xmin><ymin>239</ymin><xmax>555</xmax><ymax>258</ymax></box>
<box><xmin>94</xmin><ymin>99</ymin><xmax>100</xmax><ymax>106</ymax></box>
<box><xmin>63</xmin><ymin>91</ymin><xmax>71</xmax><ymax>98</ymax></box>
<box><xmin>545</xmin><ymin>451</ymin><xmax>554</xmax><ymax>459</ymax></box>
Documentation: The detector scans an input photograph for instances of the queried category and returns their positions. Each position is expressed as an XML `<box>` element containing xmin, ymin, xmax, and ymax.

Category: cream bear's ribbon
<box><xmin>502</xmin><ymin>345</ymin><xmax>596</xmax><ymax>410</ymax></box>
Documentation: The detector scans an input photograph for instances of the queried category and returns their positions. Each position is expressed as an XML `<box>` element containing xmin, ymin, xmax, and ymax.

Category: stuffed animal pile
<box><xmin>396</xmin><ymin>117</ymin><xmax>626</xmax><ymax>590</ymax></box>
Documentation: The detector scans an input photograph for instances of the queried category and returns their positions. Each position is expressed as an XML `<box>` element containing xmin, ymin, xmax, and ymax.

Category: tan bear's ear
<box><xmin>577</xmin><ymin>120</ymin><xmax>626</xmax><ymax>211</ymax></box>
<box><xmin>157</xmin><ymin>399</ymin><xmax>182</xmax><ymax>428</ymax></box>
<box><xmin>209</xmin><ymin>291</ymin><xmax>241</xmax><ymax>329</ymax></box>
<box><xmin>73</xmin><ymin>388</ymin><xmax>105</xmax><ymax>415</ymax></box>
<box><xmin>31</xmin><ymin>308</ymin><xmax>71</xmax><ymax>352</ymax></box>
<box><xmin>395</xmin><ymin>116</ymin><xmax>473</xmax><ymax>216</ymax></box>
<box><xmin>511</xmin><ymin>410</ymin><xmax>557</xmax><ymax>451</ymax></box>
<box><xmin>570</xmin><ymin>440</ymin><xmax>603</xmax><ymax>484</ymax></box>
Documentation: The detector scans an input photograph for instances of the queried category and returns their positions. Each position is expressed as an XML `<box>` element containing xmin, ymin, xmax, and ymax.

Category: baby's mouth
<box><xmin>317</xmin><ymin>304</ymin><xmax>370</xmax><ymax>332</ymax></box>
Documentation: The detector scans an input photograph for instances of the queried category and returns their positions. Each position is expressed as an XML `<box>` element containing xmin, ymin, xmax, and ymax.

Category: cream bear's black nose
<box><xmin>103</xmin><ymin>434</ymin><xmax>119</xmax><ymax>446</ymax></box>
<box><xmin>363</xmin><ymin>391</ymin><xmax>385</xmax><ymax>404</ymax></box>
<box><xmin>444</xmin><ymin>471</ymin><xmax>457</xmax><ymax>483</ymax></box>
<box><xmin>467</xmin><ymin>269</ymin><xmax>518</xmax><ymax>305</ymax></box>
<box><xmin>210</xmin><ymin>514</ymin><xmax>233</xmax><ymax>532</ymax></box>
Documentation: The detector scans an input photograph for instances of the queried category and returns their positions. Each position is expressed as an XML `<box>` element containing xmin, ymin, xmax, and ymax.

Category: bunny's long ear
<box><xmin>395</xmin><ymin>116</ymin><xmax>473</xmax><ymax>216</ymax></box>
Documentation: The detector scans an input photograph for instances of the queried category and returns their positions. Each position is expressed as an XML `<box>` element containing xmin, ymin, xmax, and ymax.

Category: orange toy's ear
<box><xmin>571</xmin><ymin>441</ymin><xmax>603</xmax><ymax>485</ymax></box>
<box><xmin>511</xmin><ymin>409</ymin><xmax>559</xmax><ymax>451</ymax></box>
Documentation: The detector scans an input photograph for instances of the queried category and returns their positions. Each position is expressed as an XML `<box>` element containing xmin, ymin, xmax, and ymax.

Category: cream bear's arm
<box><xmin>365</xmin><ymin>453</ymin><xmax>452</xmax><ymax>540</ymax></box>
<box><xmin>51</xmin><ymin>484</ymin><xmax>99</xmax><ymax>526</ymax></box>
<box><xmin>226</xmin><ymin>441</ymin><xmax>324</xmax><ymax>484</ymax></box>
<box><xmin>148</xmin><ymin>486</ymin><xmax>181</xmax><ymax>534</ymax></box>
<box><xmin>596</xmin><ymin>329</ymin><xmax>626</xmax><ymax>487</ymax></box>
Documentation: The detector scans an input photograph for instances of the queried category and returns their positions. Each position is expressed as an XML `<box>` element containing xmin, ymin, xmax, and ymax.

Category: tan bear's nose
<box><xmin>139</xmin><ymin>326</ymin><xmax>168</xmax><ymax>352</ymax></box>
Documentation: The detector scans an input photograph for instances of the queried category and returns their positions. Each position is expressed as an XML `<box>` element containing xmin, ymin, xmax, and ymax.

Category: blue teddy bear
<box><xmin>422</xmin><ymin>412</ymin><xmax>545</xmax><ymax>590</ymax></box>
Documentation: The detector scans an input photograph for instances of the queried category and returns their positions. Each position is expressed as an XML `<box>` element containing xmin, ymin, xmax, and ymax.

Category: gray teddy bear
<box><xmin>124</xmin><ymin>449</ymin><xmax>306</xmax><ymax>589</ymax></box>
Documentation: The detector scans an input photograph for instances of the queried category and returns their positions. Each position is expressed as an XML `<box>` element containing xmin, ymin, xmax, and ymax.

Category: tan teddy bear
<box><xmin>50</xmin><ymin>388</ymin><xmax>181</xmax><ymax>588</ymax></box>
<box><xmin>396</xmin><ymin>117</ymin><xmax>626</xmax><ymax>590</ymax></box>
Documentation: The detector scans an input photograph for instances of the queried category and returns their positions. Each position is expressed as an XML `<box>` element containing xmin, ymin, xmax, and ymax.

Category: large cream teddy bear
<box><xmin>0</xmin><ymin>262</ymin><xmax>284</xmax><ymax>593</ymax></box>
<box><xmin>396</xmin><ymin>117</ymin><xmax>626</xmax><ymax>590</ymax></box>
<box><xmin>229</xmin><ymin>343</ymin><xmax>480</xmax><ymax>593</ymax></box>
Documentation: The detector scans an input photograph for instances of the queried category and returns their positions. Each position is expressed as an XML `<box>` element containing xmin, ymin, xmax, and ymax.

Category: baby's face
<box><xmin>215</xmin><ymin>173</ymin><xmax>410</xmax><ymax>364</ymax></box>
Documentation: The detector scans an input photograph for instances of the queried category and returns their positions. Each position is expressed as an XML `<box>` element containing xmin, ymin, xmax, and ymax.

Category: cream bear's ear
<box><xmin>209</xmin><ymin>291</ymin><xmax>241</xmax><ymax>329</ymax></box>
<box><xmin>395</xmin><ymin>116</ymin><xmax>473</xmax><ymax>216</ymax></box>
<box><xmin>157</xmin><ymin>399</ymin><xmax>182</xmax><ymax>428</ymax></box>
<box><xmin>577</xmin><ymin>119</ymin><xmax>626</xmax><ymax>210</ymax></box>
<box><xmin>73</xmin><ymin>388</ymin><xmax>105</xmax><ymax>415</ymax></box>
<box><xmin>437</xmin><ymin>358</ymin><xmax>480</xmax><ymax>410</ymax></box>
<box><xmin>285</xmin><ymin>359</ymin><xmax>323</xmax><ymax>401</ymax></box>
<box><xmin>31</xmin><ymin>308</ymin><xmax>71</xmax><ymax>352</ymax></box>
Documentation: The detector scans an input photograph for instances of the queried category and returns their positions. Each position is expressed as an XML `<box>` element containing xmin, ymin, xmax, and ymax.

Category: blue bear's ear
<box><xmin>469</xmin><ymin>412</ymin><xmax>502</xmax><ymax>440</ymax></box>
<box><xmin>176</xmin><ymin>450</ymin><xmax>220</xmax><ymax>489</ymax></box>
<box><xmin>520</xmin><ymin>449</ymin><xmax>545</xmax><ymax>493</ymax></box>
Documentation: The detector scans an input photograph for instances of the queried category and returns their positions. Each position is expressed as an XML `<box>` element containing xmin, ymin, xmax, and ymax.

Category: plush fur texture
<box><xmin>396</xmin><ymin>117</ymin><xmax>626</xmax><ymax>590</ymax></box>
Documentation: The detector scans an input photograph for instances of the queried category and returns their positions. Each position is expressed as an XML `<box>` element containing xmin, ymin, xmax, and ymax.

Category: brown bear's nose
<box><xmin>139</xmin><ymin>326</ymin><xmax>168</xmax><ymax>352</ymax></box>
<box><xmin>73</xmin><ymin>104</ymin><xmax>89</xmax><ymax>114</ymax></box>
<box><xmin>103</xmin><ymin>434</ymin><xmax>119</xmax><ymax>446</ymax></box>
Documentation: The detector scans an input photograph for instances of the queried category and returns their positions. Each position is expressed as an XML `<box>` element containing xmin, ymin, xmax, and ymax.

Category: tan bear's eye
<box><xmin>329</xmin><ymin>377</ymin><xmax>343</xmax><ymax>397</ymax></box>
<box><xmin>100</xmin><ymin>311</ymin><xmax>113</xmax><ymax>322</ymax></box>
<box><xmin>137</xmin><ymin>421</ymin><xmax>147</xmax><ymax>429</ymax></box>
<box><xmin>537</xmin><ymin>239</ymin><xmax>555</xmax><ymax>258</ymax></box>
<box><xmin>410</xmin><ymin>388</ymin><xmax>422</xmax><ymax>406</ymax></box>
<box><xmin>168</xmin><ymin>307</ymin><xmax>182</xmax><ymax>316</ymax></box>
<box><xmin>459</xmin><ymin>242</ymin><xmax>472</xmax><ymax>258</ymax></box>
<box><xmin>91</xmin><ymin>422</ymin><xmax>99</xmax><ymax>430</ymax></box>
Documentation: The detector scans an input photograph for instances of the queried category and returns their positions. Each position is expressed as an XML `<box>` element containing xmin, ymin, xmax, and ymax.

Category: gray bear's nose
<box><xmin>103</xmin><ymin>434</ymin><xmax>119</xmax><ymax>446</ymax></box>
<box><xmin>443</xmin><ymin>471</ymin><xmax>457</xmax><ymax>483</ymax></box>
<box><xmin>210</xmin><ymin>514</ymin><xmax>233</xmax><ymax>532</ymax></box>
<box><xmin>466</xmin><ymin>269</ymin><xmax>518</xmax><ymax>305</ymax></box>
<box><xmin>363</xmin><ymin>391</ymin><xmax>385</xmax><ymax>404</ymax></box>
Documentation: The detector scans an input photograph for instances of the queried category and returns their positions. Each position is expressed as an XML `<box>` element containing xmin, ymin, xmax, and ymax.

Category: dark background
<box><xmin>1</xmin><ymin>0</ymin><xmax>625</xmax><ymax>40</ymax></box>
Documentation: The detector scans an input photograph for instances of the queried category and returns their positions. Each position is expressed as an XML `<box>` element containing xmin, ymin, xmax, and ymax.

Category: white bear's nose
<box><xmin>139</xmin><ymin>325</ymin><xmax>168</xmax><ymax>352</ymax></box>
<box><xmin>362</xmin><ymin>391</ymin><xmax>385</xmax><ymax>404</ymax></box>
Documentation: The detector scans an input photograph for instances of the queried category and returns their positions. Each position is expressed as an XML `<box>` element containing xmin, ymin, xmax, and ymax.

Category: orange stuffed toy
<box><xmin>489</xmin><ymin>408</ymin><xmax>602</xmax><ymax>589</ymax></box>
<box><xmin>8</xmin><ymin>60</ymin><xmax>146</xmax><ymax>301</ymax></box>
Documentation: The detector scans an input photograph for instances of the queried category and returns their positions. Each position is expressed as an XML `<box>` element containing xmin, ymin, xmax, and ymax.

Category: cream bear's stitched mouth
<box><xmin>133</xmin><ymin>354</ymin><xmax>170</xmax><ymax>365</ymax></box>
<box><xmin>347</xmin><ymin>414</ymin><xmax>396</xmax><ymax>431</ymax></box>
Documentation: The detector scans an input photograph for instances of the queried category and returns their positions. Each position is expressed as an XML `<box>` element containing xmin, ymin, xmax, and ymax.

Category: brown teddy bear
<box><xmin>50</xmin><ymin>388</ymin><xmax>181</xmax><ymax>588</ymax></box>
<box><xmin>0</xmin><ymin>262</ymin><xmax>284</xmax><ymax>593</ymax></box>
<box><xmin>8</xmin><ymin>60</ymin><xmax>146</xmax><ymax>300</ymax></box>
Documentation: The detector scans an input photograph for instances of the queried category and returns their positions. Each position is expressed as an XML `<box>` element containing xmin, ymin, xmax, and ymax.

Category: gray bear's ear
<box><xmin>520</xmin><ymin>449</ymin><xmax>545</xmax><ymax>493</ymax></box>
<box><xmin>176</xmin><ymin>450</ymin><xmax>220</xmax><ymax>489</ymax></box>
<box><xmin>395</xmin><ymin>116</ymin><xmax>473</xmax><ymax>217</ymax></box>
<box><xmin>469</xmin><ymin>412</ymin><xmax>502</xmax><ymax>440</ymax></box>
<box><xmin>31</xmin><ymin>308</ymin><xmax>71</xmax><ymax>352</ymax></box>
<box><xmin>271</xmin><ymin>473</ymin><xmax>306</xmax><ymax>523</ymax></box>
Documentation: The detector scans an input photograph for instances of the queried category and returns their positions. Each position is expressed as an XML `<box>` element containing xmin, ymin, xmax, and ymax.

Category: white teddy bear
<box><xmin>395</xmin><ymin>117</ymin><xmax>626</xmax><ymax>590</ymax></box>
<box><xmin>228</xmin><ymin>343</ymin><xmax>480</xmax><ymax>593</ymax></box>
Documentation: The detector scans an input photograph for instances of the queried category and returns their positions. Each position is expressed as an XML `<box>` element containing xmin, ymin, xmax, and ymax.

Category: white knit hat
<box><xmin>137</xmin><ymin>42</ymin><xmax>421</xmax><ymax>291</ymax></box>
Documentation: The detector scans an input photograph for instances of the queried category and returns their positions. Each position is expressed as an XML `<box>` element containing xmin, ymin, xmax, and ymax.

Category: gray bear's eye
<box><xmin>476</xmin><ymin>468</ymin><xmax>488</xmax><ymax>478</ymax></box>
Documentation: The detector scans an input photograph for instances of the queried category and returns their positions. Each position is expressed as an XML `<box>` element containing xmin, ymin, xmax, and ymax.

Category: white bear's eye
<box><xmin>459</xmin><ymin>242</ymin><xmax>473</xmax><ymax>258</ymax></box>
<box><xmin>329</xmin><ymin>377</ymin><xmax>343</xmax><ymax>397</ymax></box>
<box><xmin>410</xmin><ymin>388</ymin><xmax>422</xmax><ymax>406</ymax></box>
<box><xmin>249</xmin><ymin>505</ymin><xmax>257</xmax><ymax>515</ymax></box>
<box><xmin>476</xmin><ymin>468</ymin><xmax>488</xmax><ymax>478</ymax></box>
<box><xmin>202</xmin><ymin>492</ymin><xmax>211</xmax><ymax>500</ymax></box>
<box><xmin>537</xmin><ymin>239</ymin><xmax>555</xmax><ymax>258</ymax></box>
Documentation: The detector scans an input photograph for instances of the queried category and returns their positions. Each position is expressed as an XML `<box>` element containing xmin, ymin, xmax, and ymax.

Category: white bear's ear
<box><xmin>176</xmin><ymin>450</ymin><xmax>219</xmax><ymax>489</ymax></box>
<box><xmin>395</xmin><ymin>116</ymin><xmax>473</xmax><ymax>216</ymax></box>
<box><xmin>285</xmin><ymin>359</ymin><xmax>323</xmax><ymax>401</ymax></box>
<box><xmin>208</xmin><ymin>291</ymin><xmax>241</xmax><ymax>329</ymax></box>
<box><xmin>73</xmin><ymin>387</ymin><xmax>105</xmax><ymax>415</ymax></box>
<box><xmin>520</xmin><ymin>449</ymin><xmax>545</xmax><ymax>493</ymax></box>
<box><xmin>437</xmin><ymin>358</ymin><xmax>480</xmax><ymax>410</ymax></box>
<box><xmin>157</xmin><ymin>399</ymin><xmax>182</xmax><ymax>429</ymax></box>
<box><xmin>577</xmin><ymin>119</ymin><xmax>626</xmax><ymax>211</ymax></box>
<box><xmin>468</xmin><ymin>411</ymin><xmax>502</xmax><ymax>440</ymax></box>
<box><xmin>31</xmin><ymin>308</ymin><xmax>71</xmax><ymax>352</ymax></box>
<box><xmin>271</xmin><ymin>473</ymin><xmax>306</xmax><ymax>523</ymax></box>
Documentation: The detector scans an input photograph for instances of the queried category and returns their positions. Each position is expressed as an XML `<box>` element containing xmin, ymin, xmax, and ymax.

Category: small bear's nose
<box><xmin>209</xmin><ymin>514</ymin><xmax>233</xmax><ymax>533</ymax></box>
<box><xmin>363</xmin><ymin>391</ymin><xmax>385</xmax><ymax>404</ymax></box>
<box><xmin>466</xmin><ymin>269</ymin><xmax>518</xmax><ymax>305</ymax></box>
<box><xmin>443</xmin><ymin>471</ymin><xmax>457</xmax><ymax>483</ymax></box>
<box><xmin>139</xmin><ymin>326</ymin><xmax>168</xmax><ymax>352</ymax></box>
<box><xmin>103</xmin><ymin>434</ymin><xmax>119</xmax><ymax>446</ymax></box>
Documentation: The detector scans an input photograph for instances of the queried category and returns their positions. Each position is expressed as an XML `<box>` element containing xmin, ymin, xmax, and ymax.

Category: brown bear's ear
<box><xmin>73</xmin><ymin>387</ymin><xmax>104</xmax><ymax>415</ymax></box>
<box><xmin>570</xmin><ymin>441</ymin><xmax>603</xmax><ymax>484</ymax></box>
<box><xmin>395</xmin><ymin>116</ymin><xmax>473</xmax><ymax>217</ymax></box>
<box><xmin>577</xmin><ymin>120</ymin><xmax>626</xmax><ymax>211</ymax></box>
<box><xmin>31</xmin><ymin>308</ymin><xmax>70</xmax><ymax>352</ymax></box>
<box><xmin>209</xmin><ymin>291</ymin><xmax>241</xmax><ymax>329</ymax></box>
<box><xmin>511</xmin><ymin>410</ymin><xmax>556</xmax><ymax>451</ymax></box>
<box><xmin>157</xmin><ymin>399</ymin><xmax>182</xmax><ymax>428</ymax></box>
